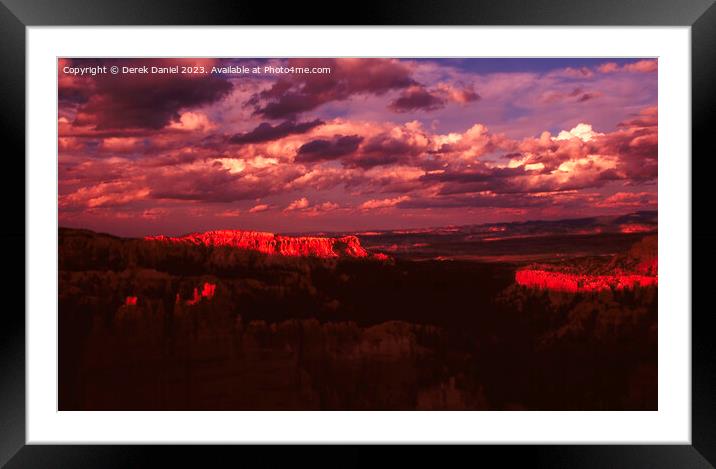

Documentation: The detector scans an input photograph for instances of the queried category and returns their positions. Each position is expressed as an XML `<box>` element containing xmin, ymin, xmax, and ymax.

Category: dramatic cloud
<box><xmin>64</xmin><ymin>59</ymin><xmax>233</xmax><ymax>131</ymax></box>
<box><xmin>389</xmin><ymin>83</ymin><xmax>480</xmax><ymax>112</ymax></box>
<box><xmin>60</xmin><ymin>180</ymin><xmax>150</xmax><ymax>210</ymax></box>
<box><xmin>598</xmin><ymin>59</ymin><xmax>657</xmax><ymax>74</ymax></box>
<box><xmin>435</xmin><ymin>83</ymin><xmax>481</xmax><ymax>104</ymax></box>
<box><xmin>389</xmin><ymin>86</ymin><xmax>446</xmax><ymax>112</ymax></box>
<box><xmin>285</xmin><ymin>197</ymin><xmax>310</xmax><ymax>211</ymax></box>
<box><xmin>360</xmin><ymin>196</ymin><xmax>410</xmax><ymax>210</ymax></box>
<box><xmin>168</xmin><ymin>112</ymin><xmax>215</xmax><ymax>131</ymax></box>
<box><xmin>229</xmin><ymin>119</ymin><xmax>324</xmax><ymax>144</ymax></box>
<box><xmin>295</xmin><ymin>135</ymin><xmax>364</xmax><ymax>162</ymax></box>
<box><xmin>348</xmin><ymin>122</ymin><xmax>431</xmax><ymax>168</ymax></box>
<box><xmin>146</xmin><ymin>159</ymin><xmax>304</xmax><ymax>203</ymax></box>
<box><xmin>251</xmin><ymin>58</ymin><xmax>416</xmax><ymax>118</ymax></box>
<box><xmin>249</xmin><ymin>204</ymin><xmax>271</xmax><ymax>213</ymax></box>
<box><xmin>58</xmin><ymin>58</ymin><xmax>658</xmax><ymax>236</ymax></box>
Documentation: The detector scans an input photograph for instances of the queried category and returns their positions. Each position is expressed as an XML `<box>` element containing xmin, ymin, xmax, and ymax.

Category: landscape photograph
<box><xmin>58</xmin><ymin>57</ymin><xmax>658</xmax><ymax>410</ymax></box>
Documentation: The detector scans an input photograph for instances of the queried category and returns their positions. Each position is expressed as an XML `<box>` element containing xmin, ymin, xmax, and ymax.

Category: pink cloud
<box><xmin>598</xmin><ymin>59</ymin><xmax>657</xmax><ymax>74</ymax></box>
<box><xmin>435</xmin><ymin>82</ymin><xmax>480</xmax><ymax>104</ymax></box>
<box><xmin>284</xmin><ymin>197</ymin><xmax>310</xmax><ymax>211</ymax></box>
<box><xmin>100</xmin><ymin>137</ymin><xmax>141</xmax><ymax>152</ymax></box>
<box><xmin>168</xmin><ymin>112</ymin><xmax>215</xmax><ymax>131</ymax></box>
<box><xmin>360</xmin><ymin>196</ymin><xmax>410</xmax><ymax>210</ymax></box>
<box><xmin>249</xmin><ymin>203</ymin><xmax>270</xmax><ymax>213</ymax></box>
<box><xmin>60</xmin><ymin>180</ymin><xmax>150</xmax><ymax>210</ymax></box>
<box><xmin>303</xmin><ymin>201</ymin><xmax>341</xmax><ymax>217</ymax></box>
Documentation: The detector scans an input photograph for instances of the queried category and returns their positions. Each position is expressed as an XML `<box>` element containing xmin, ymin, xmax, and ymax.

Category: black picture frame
<box><xmin>2</xmin><ymin>0</ymin><xmax>712</xmax><ymax>465</ymax></box>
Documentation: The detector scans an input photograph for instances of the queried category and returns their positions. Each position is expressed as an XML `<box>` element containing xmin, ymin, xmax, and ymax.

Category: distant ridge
<box><xmin>145</xmin><ymin>230</ymin><xmax>373</xmax><ymax>259</ymax></box>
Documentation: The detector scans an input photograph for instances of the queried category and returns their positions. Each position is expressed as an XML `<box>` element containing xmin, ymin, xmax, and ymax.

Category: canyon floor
<box><xmin>59</xmin><ymin>212</ymin><xmax>657</xmax><ymax>410</ymax></box>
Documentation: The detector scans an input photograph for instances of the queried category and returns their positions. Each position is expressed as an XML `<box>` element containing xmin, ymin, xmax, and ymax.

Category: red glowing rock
<box><xmin>125</xmin><ymin>296</ymin><xmax>138</xmax><ymax>306</ymax></box>
<box><xmin>515</xmin><ymin>235</ymin><xmax>657</xmax><ymax>292</ymax></box>
<box><xmin>201</xmin><ymin>282</ymin><xmax>216</xmax><ymax>299</ymax></box>
<box><xmin>146</xmin><ymin>230</ymin><xmax>370</xmax><ymax>259</ymax></box>
<box><xmin>183</xmin><ymin>282</ymin><xmax>217</xmax><ymax>306</ymax></box>
<box><xmin>515</xmin><ymin>269</ymin><xmax>657</xmax><ymax>292</ymax></box>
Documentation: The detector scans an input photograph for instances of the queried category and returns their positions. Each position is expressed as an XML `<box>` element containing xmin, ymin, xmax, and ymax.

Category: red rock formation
<box><xmin>620</xmin><ymin>223</ymin><xmax>654</xmax><ymax>234</ymax></box>
<box><xmin>515</xmin><ymin>269</ymin><xmax>657</xmax><ymax>293</ymax></box>
<box><xmin>202</xmin><ymin>282</ymin><xmax>216</xmax><ymax>299</ymax></box>
<box><xmin>185</xmin><ymin>282</ymin><xmax>217</xmax><ymax>305</ymax></box>
<box><xmin>146</xmin><ymin>230</ymin><xmax>370</xmax><ymax>259</ymax></box>
<box><xmin>516</xmin><ymin>235</ymin><xmax>658</xmax><ymax>292</ymax></box>
<box><xmin>125</xmin><ymin>296</ymin><xmax>137</xmax><ymax>306</ymax></box>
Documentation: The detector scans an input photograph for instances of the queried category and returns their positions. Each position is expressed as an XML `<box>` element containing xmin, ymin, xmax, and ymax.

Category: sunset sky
<box><xmin>58</xmin><ymin>58</ymin><xmax>657</xmax><ymax>237</ymax></box>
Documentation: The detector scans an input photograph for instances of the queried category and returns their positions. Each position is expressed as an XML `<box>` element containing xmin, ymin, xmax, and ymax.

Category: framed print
<box><xmin>3</xmin><ymin>0</ymin><xmax>714</xmax><ymax>465</ymax></box>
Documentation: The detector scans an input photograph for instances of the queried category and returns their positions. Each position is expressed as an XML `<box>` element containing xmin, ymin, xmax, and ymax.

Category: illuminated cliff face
<box><xmin>515</xmin><ymin>269</ymin><xmax>657</xmax><ymax>292</ymax></box>
<box><xmin>185</xmin><ymin>282</ymin><xmax>217</xmax><ymax>306</ymax></box>
<box><xmin>514</xmin><ymin>234</ymin><xmax>658</xmax><ymax>292</ymax></box>
<box><xmin>145</xmin><ymin>230</ymin><xmax>370</xmax><ymax>259</ymax></box>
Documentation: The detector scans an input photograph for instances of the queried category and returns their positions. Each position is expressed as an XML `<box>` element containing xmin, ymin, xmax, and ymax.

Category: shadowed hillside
<box><xmin>59</xmin><ymin>226</ymin><xmax>657</xmax><ymax>410</ymax></box>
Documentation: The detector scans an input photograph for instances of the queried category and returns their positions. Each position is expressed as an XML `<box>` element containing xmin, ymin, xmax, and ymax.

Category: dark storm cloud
<box><xmin>295</xmin><ymin>135</ymin><xmax>364</xmax><ymax>163</ymax></box>
<box><xmin>423</xmin><ymin>167</ymin><xmax>552</xmax><ymax>196</ymax></box>
<box><xmin>421</xmin><ymin>166</ymin><xmax>527</xmax><ymax>184</ymax></box>
<box><xmin>150</xmin><ymin>168</ymin><xmax>295</xmax><ymax>203</ymax></box>
<box><xmin>388</xmin><ymin>86</ymin><xmax>446</xmax><ymax>113</ymax></box>
<box><xmin>66</xmin><ymin>59</ymin><xmax>233</xmax><ymax>130</ymax></box>
<box><xmin>343</xmin><ymin>135</ymin><xmax>415</xmax><ymax>169</ymax></box>
<box><xmin>593</xmin><ymin>106</ymin><xmax>658</xmax><ymax>181</ymax></box>
<box><xmin>251</xmin><ymin>58</ymin><xmax>416</xmax><ymax>119</ymax></box>
<box><xmin>601</xmin><ymin>130</ymin><xmax>657</xmax><ymax>181</ymax></box>
<box><xmin>340</xmin><ymin>131</ymin><xmax>429</xmax><ymax>168</ymax></box>
<box><xmin>229</xmin><ymin>119</ymin><xmax>324</xmax><ymax>144</ymax></box>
